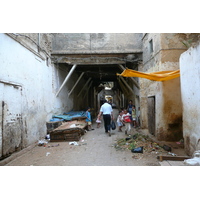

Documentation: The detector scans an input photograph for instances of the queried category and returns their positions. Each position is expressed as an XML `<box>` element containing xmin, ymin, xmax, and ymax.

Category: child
<box><xmin>122</xmin><ymin>109</ymin><xmax>131</xmax><ymax>135</ymax></box>
<box><xmin>117</xmin><ymin>111</ymin><xmax>123</xmax><ymax>132</ymax></box>
<box><xmin>132</xmin><ymin>105</ymin><xmax>137</xmax><ymax>128</ymax></box>
<box><xmin>85</xmin><ymin>107</ymin><xmax>94</xmax><ymax>131</ymax></box>
<box><xmin>96</xmin><ymin>115</ymin><xmax>101</xmax><ymax>128</ymax></box>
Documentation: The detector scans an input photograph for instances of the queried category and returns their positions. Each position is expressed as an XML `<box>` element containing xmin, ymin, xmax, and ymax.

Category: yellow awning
<box><xmin>117</xmin><ymin>69</ymin><xmax>180</xmax><ymax>81</ymax></box>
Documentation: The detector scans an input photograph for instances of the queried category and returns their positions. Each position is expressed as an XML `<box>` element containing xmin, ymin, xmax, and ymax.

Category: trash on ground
<box><xmin>38</xmin><ymin>139</ymin><xmax>49</xmax><ymax>146</ymax></box>
<box><xmin>162</xmin><ymin>145</ymin><xmax>172</xmax><ymax>152</ymax></box>
<box><xmin>48</xmin><ymin>144</ymin><xmax>60</xmax><ymax>148</ymax></box>
<box><xmin>46</xmin><ymin>152</ymin><xmax>51</xmax><ymax>156</ymax></box>
<box><xmin>113</xmin><ymin>132</ymin><xmax>177</xmax><ymax>160</ymax></box>
<box><xmin>184</xmin><ymin>150</ymin><xmax>200</xmax><ymax>166</ymax></box>
<box><xmin>45</xmin><ymin>134</ymin><xmax>50</xmax><ymax>140</ymax></box>
<box><xmin>168</xmin><ymin>152</ymin><xmax>177</xmax><ymax>156</ymax></box>
<box><xmin>131</xmin><ymin>146</ymin><xmax>143</xmax><ymax>153</ymax></box>
<box><xmin>69</xmin><ymin>141</ymin><xmax>79</xmax><ymax>146</ymax></box>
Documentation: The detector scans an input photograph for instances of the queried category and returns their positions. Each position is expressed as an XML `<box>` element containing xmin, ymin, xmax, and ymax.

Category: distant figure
<box><xmin>122</xmin><ymin>109</ymin><xmax>131</xmax><ymax>135</ymax></box>
<box><xmin>127</xmin><ymin>100</ymin><xmax>133</xmax><ymax>126</ymax></box>
<box><xmin>132</xmin><ymin>105</ymin><xmax>137</xmax><ymax>128</ymax></box>
<box><xmin>98</xmin><ymin>99</ymin><xmax>113</xmax><ymax>136</ymax></box>
<box><xmin>96</xmin><ymin>115</ymin><xmax>101</xmax><ymax>128</ymax></box>
<box><xmin>117</xmin><ymin>111</ymin><xmax>123</xmax><ymax>132</ymax></box>
<box><xmin>127</xmin><ymin>100</ymin><xmax>133</xmax><ymax>115</ymax></box>
<box><xmin>85</xmin><ymin>107</ymin><xmax>94</xmax><ymax>131</ymax></box>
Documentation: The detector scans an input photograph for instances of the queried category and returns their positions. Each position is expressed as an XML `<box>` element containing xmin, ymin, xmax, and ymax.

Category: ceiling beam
<box><xmin>118</xmin><ymin>64</ymin><xmax>140</xmax><ymax>89</ymax></box>
<box><xmin>56</xmin><ymin>64</ymin><xmax>77</xmax><ymax>97</ymax></box>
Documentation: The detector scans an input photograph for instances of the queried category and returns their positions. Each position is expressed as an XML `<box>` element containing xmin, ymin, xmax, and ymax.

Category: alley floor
<box><xmin>4</xmin><ymin>127</ymin><xmax>160</xmax><ymax>166</ymax></box>
<box><xmin>3</xmin><ymin>109</ymin><xmax>187</xmax><ymax>166</ymax></box>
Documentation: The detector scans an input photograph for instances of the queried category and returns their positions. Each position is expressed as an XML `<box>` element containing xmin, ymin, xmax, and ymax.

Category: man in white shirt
<box><xmin>98</xmin><ymin>100</ymin><xmax>113</xmax><ymax>136</ymax></box>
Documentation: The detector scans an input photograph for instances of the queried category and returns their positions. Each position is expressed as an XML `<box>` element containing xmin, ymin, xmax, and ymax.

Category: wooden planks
<box><xmin>157</xmin><ymin>155</ymin><xmax>190</xmax><ymax>162</ymax></box>
<box><xmin>50</xmin><ymin>120</ymin><xmax>87</xmax><ymax>142</ymax></box>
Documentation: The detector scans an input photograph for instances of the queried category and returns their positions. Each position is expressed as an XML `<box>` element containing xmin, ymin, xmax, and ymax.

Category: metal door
<box><xmin>148</xmin><ymin>96</ymin><xmax>155</xmax><ymax>135</ymax></box>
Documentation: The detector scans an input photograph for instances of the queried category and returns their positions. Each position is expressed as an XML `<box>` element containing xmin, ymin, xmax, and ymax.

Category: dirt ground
<box><xmin>4</xmin><ymin>109</ymin><xmax>186</xmax><ymax>166</ymax></box>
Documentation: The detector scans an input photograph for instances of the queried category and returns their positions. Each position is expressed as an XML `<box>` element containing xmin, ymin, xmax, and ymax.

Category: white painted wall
<box><xmin>0</xmin><ymin>34</ymin><xmax>73</xmax><ymax>155</ymax></box>
<box><xmin>180</xmin><ymin>42</ymin><xmax>200</xmax><ymax>156</ymax></box>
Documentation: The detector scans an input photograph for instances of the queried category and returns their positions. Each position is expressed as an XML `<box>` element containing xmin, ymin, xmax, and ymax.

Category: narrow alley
<box><xmin>1</xmin><ymin>33</ymin><xmax>200</xmax><ymax>167</ymax></box>
<box><xmin>4</xmin><ymin>109</ymin><xmax>155</xmax><ymax>166</ymax></box>
<box><xmin>3</xmin><ymin>109</ymin><xmax>186</xmax><ymax>166</ymax></box>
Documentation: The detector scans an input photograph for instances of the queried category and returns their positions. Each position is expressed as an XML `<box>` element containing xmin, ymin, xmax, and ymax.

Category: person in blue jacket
<box><xmin>85</xmin><ymin>107</ymin><xmax>94</xmax><ymax>131</ymax></box>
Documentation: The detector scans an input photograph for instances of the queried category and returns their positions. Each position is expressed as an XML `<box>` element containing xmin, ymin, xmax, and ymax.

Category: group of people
<box><xmin>85</xmin><ymin>99</ymin><xmax>140</xmax><ymax>137</ymax></box>
<box><xmin>116</xmin><ymin>101</ymin><xmax>140</xmax><ymax>135</ymax></box>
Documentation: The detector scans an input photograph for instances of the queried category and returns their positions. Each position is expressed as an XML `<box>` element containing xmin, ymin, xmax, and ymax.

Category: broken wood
<box><xmin>50</xmin><ymin>120</ymin><xmax>87</xmax><ymax>142</ymax></box>
<box><xmin>157</xmin><ymin>155</ymin><xmax>191</xmax><ymax>162</ymax></box>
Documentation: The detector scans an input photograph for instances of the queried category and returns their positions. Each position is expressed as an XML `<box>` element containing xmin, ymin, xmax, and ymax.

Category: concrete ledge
<box><xmin>0</xmin><ymin>143</ymin><xmax>37</xmax><ymax>166</ymax></box>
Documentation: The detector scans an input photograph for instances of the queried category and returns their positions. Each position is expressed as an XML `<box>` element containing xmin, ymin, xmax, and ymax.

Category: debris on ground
<box><xmin>113</xmin><ymin>133</ymin><xmax>175</xmax><ymax>159</ymax></box>
<box><xmin>163</xmin><ymin>145</ymin><xmax>172</xmax><ymax>152</ymax></box>
<box><xmin>69</xmin><ymin>141</ymin><xmax>79</xmax><ymax>146</ymax></box>
<box><xmin>157</xmin><ymin>155</ymin><xmax>190</xmax><ymax>162</ymax></box>
<box><xmin>49</xmin><ymin>120</ymin><xmax>87</xmax><ymax>142</ymax></box>
<box><xmin>131</xmin><ymin>146</ymin><xmax>143</xmax><ymax>153</ymax></box>
<box><xmin>38</xmin><ymin>139</ymin><xmax>49</xmax><ymax>147</ymax></box>
<box><xmin>47</xmin><ymin>144</ymin><xmax>60</xmax><ymax>148</ymax></box>
<box><xmin>184</xmin><ymin>150</ymin><xmax>200</xmax><ymax>166</ymax></box>
<box><xmin>46</xmin><ymin>152</ymin><xmax>51</xmax><ymax>156</ymax></box>
<box><xmin>168</xmin><ymin>152</ymin><xmax>177</xmax><ymax>156</ymax></box>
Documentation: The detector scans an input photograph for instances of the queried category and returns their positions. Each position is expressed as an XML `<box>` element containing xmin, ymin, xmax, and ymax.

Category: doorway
<box><xmin>0</xmin><ymin>83</ymin><xmax>23</xmax><ymax>158</ymax></box>
<box><xmin>148</xmin><ymin>96</ymin><xmax>155</xmax><ymax>135</ymax></box>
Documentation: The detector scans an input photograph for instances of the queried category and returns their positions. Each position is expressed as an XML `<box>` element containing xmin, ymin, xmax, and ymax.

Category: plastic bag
<box><xmin>131</xmin><ymin>146</ymin><xmax>143</xmax><ymax>153</ymax></box>
<box><xmin>111</xmin><ymin>120</ymin><xmax>116</xmax><ymax>130</ymax></box>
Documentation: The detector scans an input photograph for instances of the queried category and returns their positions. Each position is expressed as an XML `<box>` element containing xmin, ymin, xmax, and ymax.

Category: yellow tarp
<box><xmin>117</xmin><ymin>69</ymin><xmax>180</xmax><ymax>81</ymax></box>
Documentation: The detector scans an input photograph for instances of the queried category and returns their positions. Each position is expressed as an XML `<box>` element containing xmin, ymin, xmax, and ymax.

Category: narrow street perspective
<box><xmin>5</xmin><ymin>109</ymin><xmax>159</xmax><ymax>166</ymax></box>
<box><xmin>1</xmin><ymin>33</ymin><xmax>200</xmax><ymax>166</ymax></box>
<box><xmin>3</xmin><ymin>108</ymin><xmax>186</xmax><ymax>166</ymax></box>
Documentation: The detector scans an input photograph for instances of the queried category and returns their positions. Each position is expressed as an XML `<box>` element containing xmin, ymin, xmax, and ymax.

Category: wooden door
<box><xmin>148</xmin><ymin>96</ymin><xmax>155</xmax><ymax>135</ymax></box>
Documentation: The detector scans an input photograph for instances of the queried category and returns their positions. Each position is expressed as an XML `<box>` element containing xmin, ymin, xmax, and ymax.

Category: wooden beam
<box><xmin>56</xmin><ymin>64</ymin><xmax>77</xmax><ymax>97</ymax></box>
<box><xmin>83</xmin><ymin>81</ymin><xmax>93</xmax><ymax>99</ymax></box>
<box><xmin>68</xmin><ymin>72</ymin><xmax>85</xmax><ymax>97</ymax></box>
<box><xmin>117</xmin><ymin>77</ymin><xmax>129</xmax><ymax>95</ymax></box>
<box><xmin>157</xmin><ymin>155</ymin><xmax>191</xmax><ymax>162</ymax></box>
<box><xmin>119</xmin><ymin>76</ymin><xmax>135</xmax><ymax>95</ymax></box>
<box><xmin>118</xmin><ymin>64</ymin><xmax>140</xmax><ymax>89</ymax></box>
<box><xmin>77</xmin><ymin>78</ymin><xmax>92</xmax><ymax>97</ymax></box>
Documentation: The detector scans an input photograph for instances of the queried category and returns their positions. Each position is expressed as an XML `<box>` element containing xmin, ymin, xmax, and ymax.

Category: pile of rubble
<box><xmin>114</xmin><ymin>133</ymin><xmax>165</xmax><ymax>153</ymax></box>
<box><xmin>113</xmin><ymin>132</ymin><xmax>192</xmax><ymax>162</ymax></box>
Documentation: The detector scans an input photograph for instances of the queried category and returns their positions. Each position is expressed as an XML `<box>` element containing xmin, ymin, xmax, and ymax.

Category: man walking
<box><xmin>98</xmin><ymin>99</ymin><xmax>113</xmax><ymax>136</ymax></box>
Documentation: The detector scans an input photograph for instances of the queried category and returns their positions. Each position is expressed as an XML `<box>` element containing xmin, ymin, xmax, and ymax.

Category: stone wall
<box><xmin>180</xmin><ymin>42</ymin><xmax>200</xmax><ymax>156</ymax></box>
<box><xmin>0</xmin><ymin>33</ymin><xmax>75</xmax><ymax>158</ymax></box>
<box><xmin>52</xmin><ymin>33</ymin><xmax>143</xmax><ymax>54</ymax></box>
<box><xmin>140</xmin><ymin>33</ymin><xmax>184</xmax><ymax>141</ymax></box>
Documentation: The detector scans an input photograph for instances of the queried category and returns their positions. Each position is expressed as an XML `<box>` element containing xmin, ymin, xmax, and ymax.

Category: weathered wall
<box><xmin>0</xmin><ymin>33</ymin><xmax>75</xmax><ymax>158</ymax></box>
<box><xmin>140</xmin><ymin>33</ymin><xmax>183</xmax><ymax>140</ymax></box>
<box><xmin>52</xmin><ymin>33</ymin><xmax>143</xmax><ymax>54</ymax></box>
<box><xmin>180</xmin><ymin>42</ymin><xmax>200</xmax><ymax>156</ymax></box>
